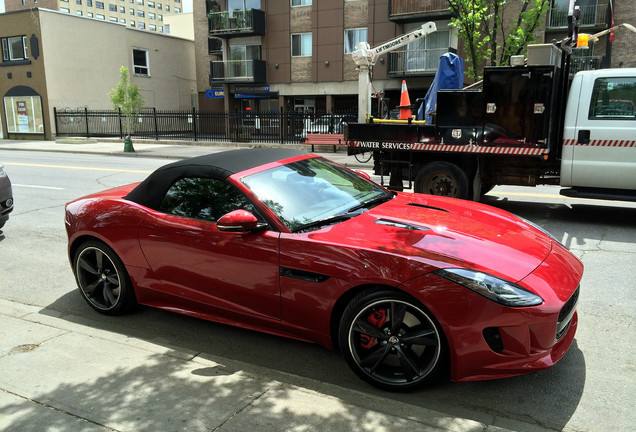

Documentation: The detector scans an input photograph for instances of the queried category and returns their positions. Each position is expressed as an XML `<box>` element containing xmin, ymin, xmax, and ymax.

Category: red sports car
<box><xmin>65</xmin><ymin>149</ymin><xmax>582</xmax><ymax>390</ymax></box>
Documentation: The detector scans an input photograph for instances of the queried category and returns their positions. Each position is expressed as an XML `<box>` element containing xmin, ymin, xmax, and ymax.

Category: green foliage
<box><xmin>109</xmin><ymin>66</ymin><xmax>145</xmax><ymax>139</ymax></box>
<box><xmin>448</xmin><ymin>0</ymin><xmax>550</xmax><ymax>79</ymax></box>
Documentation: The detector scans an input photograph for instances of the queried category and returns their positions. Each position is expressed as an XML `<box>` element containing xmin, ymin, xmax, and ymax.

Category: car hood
<box><xmin>314</xmin><ymin>193</ymin><xmax>553</xmax><ymax>283</ymax></box>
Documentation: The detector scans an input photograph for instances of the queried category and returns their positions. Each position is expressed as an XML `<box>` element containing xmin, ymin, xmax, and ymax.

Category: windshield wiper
<box><xmin>293</xmin><ymin>213</ymin><xmax>359</xmax><ymax>233</ymax></box>
<box><xmin>347</xmin><ymin>193</ymin><xmax>394</xmax><ymax>214</ymax></box>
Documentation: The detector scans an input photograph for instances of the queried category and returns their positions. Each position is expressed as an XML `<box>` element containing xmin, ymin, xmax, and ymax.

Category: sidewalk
<box><xmin>0</xmin><ymin>137</ymin><xmax>371</xmax><ymax>170</ymax></box>
<box><xmin>0</xmin><ymin>299</ymin><xmax>511</xmax><ymax>432</ymax></box>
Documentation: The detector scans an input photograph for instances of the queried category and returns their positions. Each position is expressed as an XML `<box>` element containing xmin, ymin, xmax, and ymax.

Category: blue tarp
<box><xmin>420</xmin><ymin>52</ymin><xmax>464</xmax><ymax>123</ymax></box>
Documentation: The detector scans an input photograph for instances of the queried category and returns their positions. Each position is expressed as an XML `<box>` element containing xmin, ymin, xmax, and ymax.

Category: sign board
<box><xmin>205</xmin><ymin>89</ymin><xmax>225</xmax><ymax>98</ymax></box>
<box><xmin>234</xmin><ymin>85</ymin><xmax>270</xmax><ymax>94</ymax></box>
<box><xmin>16</xmin><ymin>101</ymin><xmax>29</xmax><ymax>132</ymax></box>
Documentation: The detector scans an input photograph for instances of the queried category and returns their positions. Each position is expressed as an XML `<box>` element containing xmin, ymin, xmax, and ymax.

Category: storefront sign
<box><xmin>205</xmin><ymin>89</ymin><xmax>225</xmax><ymax>98</ymax></box>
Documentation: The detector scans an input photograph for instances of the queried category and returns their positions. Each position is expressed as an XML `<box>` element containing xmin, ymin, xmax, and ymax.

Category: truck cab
<box><xmin>560</xmin><ymin>68</ymin><xmax>636</xmax><ymax>200</ymax></box>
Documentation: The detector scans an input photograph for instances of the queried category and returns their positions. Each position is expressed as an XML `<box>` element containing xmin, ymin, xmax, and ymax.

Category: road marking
<box><xmin>1</xmin><ymin>162</ymin><xmax>152</xmax><ymax>174</ymax></box>
<box><xmin>13</xmin><ymin>184</ymin><xmax>65</xmax><ymax>190</ymax></box>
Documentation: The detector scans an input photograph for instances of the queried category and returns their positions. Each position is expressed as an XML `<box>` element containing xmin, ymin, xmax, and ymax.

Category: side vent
<box><xmin>407</xmin><ymin>203</ymin><xmax>450</xmax><ymax>212</ymax></box>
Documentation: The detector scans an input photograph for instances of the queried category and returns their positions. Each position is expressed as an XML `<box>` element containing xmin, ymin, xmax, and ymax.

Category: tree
<box><xmin>109</xmin><ymin>66</ymin><xmax>145</xmax><ymax>152</ymax></box>
<box><xmin>448</xmin><ymin>0</ymin><xmax>550</xmax><ymax>79</ymax></box>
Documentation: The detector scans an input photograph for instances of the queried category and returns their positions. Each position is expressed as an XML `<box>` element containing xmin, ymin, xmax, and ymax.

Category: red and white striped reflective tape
<box><xmin>348</xmin><ymin>140</ymin><xmax>550</xmax><ymax>155</ymax></box>
<box><xmin>563</xmin><ymin>139</ymin><xmax>636</xmax><ymax>147</ymax></box>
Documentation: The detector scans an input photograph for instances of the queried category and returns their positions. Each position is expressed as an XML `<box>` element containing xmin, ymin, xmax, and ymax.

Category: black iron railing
<box><xmin>54</xmin><ymin>108</ymin><xmax>356</xmax><ymax>144</ymax></box>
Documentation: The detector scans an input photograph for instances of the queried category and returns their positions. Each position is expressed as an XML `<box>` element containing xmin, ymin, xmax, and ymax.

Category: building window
<box><xmin>76</xmin><ymin>10</ymin><xmax>83</xmax><ymax>15</ymax></box>
<box><xmin>109</xmin><ymin>3</ymin><xmax>116</xmax><ymax>11</ymax></box>
<box><xmin>148</xmin><ymin>12</ymin><xmax>155</xmax><ymax>19</ymax></box>
<box><xmin>96</xmin><ymin>1</ymin><xmax>104</xmax><ymax>8</ymax></box>
<box><xmin>3</xmin><ymin>96</ymin><xmax>44</xmax><ymax>134</ymax></box>
<box><xmin>138</xmin><ymin>10</ymin><xmax>144</xmax><ymax>17</ymax></box>
<box><xmin>148</xmin><ymin>0</ymin><xmax>154</xmax><ymax>6</ymax></box>
<box><xmin>165</xmin><ymin>5</ymin><xmax>169</xmax><ymax>11</ymax></box>
<box><xmin>130</xmin><ymin>8</ymin><xmax>134</xmax><ymax>14</ymax></box>
<box><xmin>110</xmin><ymin>16</ymin><xmax>118</xmax><ymax>21</ymax></box>
<box><xmin>76</xmin><ymin>0</ymin><xmax>82</xmax><ymax>4</ymax></box>
<box><xmin>2</xmin><ymin>36</ymin><xmax>28</xmax><ymax>62</ymax></box>
<box><xmin>137</xmin><ymin>0</ymin><xmax>143</xmax><ymax>4</ymax></box>
<box><xmin>158</xmin><ymin>25</ymin><xmax>163</xmax><ymax>32</ymax></box>
<box><xmin>158</xmin><ymin>14</ymin><xmax>162</xmax><ymax>20</ymax></box>
<box><xmin>88</xmin><ymin>12</ymin><xmax>94</xmax><ymax>17</ymax></box>
<box><xmin>120</xmin><ymin>18</ymin><xmax>126</xmax><ymax>23</ymax></box>
<box><xmin>87</xmin><ymin>0</ymin><xmax>92</xmax><ymax>6</ymax></box>
<box><xmin>157</xmin><ymin>2</ymin><xmax>161</xmax><ymax>9</ymax></box>
<box><xmin>120</xmin><ymin>6</ymin><xmax>125</xmax><ymax>12</ymax></box>
<box><xmin>165</xmin><ymin>24</ymin><xmax>170</xmax><ymax>34</ymax></box>
<box><xmin>133</xmin><ymin>48</ymin><xmax>149</xmax><ymax>75</ymax></box>
<box><xmin>149</xmin><ymin>24</ymin><xmax>156</xmax><ymax>31</ymax></box>
<box><xmin>60</xmin><ymin>7</ymin><xmax>70</xmax><ymax>13</ymax></box>
<box><xmin>344</xmin><ymin>28</ymin><xmax>367</xmax><ymax>54</ymax></box>
<box><xmin>291</xmin><ymin>33</ymin><xmax>312</xmax><ymax>57</ymax></box>
<box><xmin>96</xmin><ymin>13</ymin><xmax>105</xmax><ymax>19</ymax></box>
<box><xmin>229</xmin><ymin>0</ymin><xmax>261</xmax><ymax>9</ymax></box>
<box><xmin>138</xmin><ymin>22</ymin><xmax>145</xmax><ymax>29</ymax></box>
<box><xmin>291</xmin><ymin>0</ymin><xmax>311</xmax><ymax>5</ymax></box>
<box><xmin>174</xmin><ymin>7</ymin><xmax>180</xmax><ymax>13</ymax></box>
<box><xmin>130</xmin><ymin>19</ymin><xmax>135</xmax><ymax>26</ymax></box>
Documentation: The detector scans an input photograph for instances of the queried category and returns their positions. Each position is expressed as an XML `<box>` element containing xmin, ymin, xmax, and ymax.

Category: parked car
<box><xmin>0</xmin><ymin>163</ymin><xmax>14</xmax><ymax>230</ymax></box>
<box><xmin>65</xmin><ymin>149</ymin><xmax>582</xmax><ymax>390</ymax></box>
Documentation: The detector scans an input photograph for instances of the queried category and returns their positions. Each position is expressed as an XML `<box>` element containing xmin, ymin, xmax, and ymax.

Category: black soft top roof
<box><xmin>125</xmin><ymin>148</ymin><xmax>308</xmax><ymax>209</ymax></box>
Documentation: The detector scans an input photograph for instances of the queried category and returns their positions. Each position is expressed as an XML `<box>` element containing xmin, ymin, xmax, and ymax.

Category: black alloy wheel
<box><xmin>339</xmin><ymin>290</ymin><xmax>445</xmax><ymax>391</ymax></box>
<box><xmin>73</xmin><ymin>240</ymin><xmax>136</xmax><ymax>315</ymax></box>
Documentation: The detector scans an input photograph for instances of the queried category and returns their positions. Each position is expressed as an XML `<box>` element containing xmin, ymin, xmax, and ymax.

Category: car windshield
<box><xmin>241</xmin><ymin>157</ymin><xmax>392</xmax><ymax>232</ymax></box>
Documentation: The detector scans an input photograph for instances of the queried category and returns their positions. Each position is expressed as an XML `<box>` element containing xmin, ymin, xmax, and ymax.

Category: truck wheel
<box><xmin>414</xmin><ymin>162</ymin><xmax>469</xmax><ymax>199</ymax></box>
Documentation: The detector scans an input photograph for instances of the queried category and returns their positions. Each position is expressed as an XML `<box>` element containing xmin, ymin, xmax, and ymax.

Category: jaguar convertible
<box><xmin>65</xmin><ymin>149</ymin><xmax>582</xmax><ymax>390</ymax></box>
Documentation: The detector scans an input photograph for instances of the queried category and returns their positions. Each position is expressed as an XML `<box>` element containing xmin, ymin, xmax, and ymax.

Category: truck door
<box><xmin>566</xmin><ymin>73</ymin><xmax>636</xmax><ymax>190</ymax></box>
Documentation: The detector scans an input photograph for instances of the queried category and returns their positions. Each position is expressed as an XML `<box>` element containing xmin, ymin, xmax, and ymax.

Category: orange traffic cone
<box><xmin>398</xmin><ymin>80</ymin><xmax>412</xmax><ymax>120</ymax></box>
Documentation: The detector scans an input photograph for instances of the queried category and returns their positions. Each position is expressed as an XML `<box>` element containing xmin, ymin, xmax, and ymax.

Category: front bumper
<box><xmin>402</xmin><ymin>241</ymin><xmax>583</xmax><ymax>382</ymax></box>
<box><xmin>0</xmin><ymin>178</ymin><xmax>14</xmax><ymax>225</ymax></box>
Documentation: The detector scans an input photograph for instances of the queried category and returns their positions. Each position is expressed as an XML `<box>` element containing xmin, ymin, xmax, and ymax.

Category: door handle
<box><xmin>577</xmin><ymin>130</ymin><xmax>590</xmax><ymax>145</ymax></box>
<box><xmin>148</xmin><ymin>234</ymin><xmax>167</xmax><ymax>241</ymax></box>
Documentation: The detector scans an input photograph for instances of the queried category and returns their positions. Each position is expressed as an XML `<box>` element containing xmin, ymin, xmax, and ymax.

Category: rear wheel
<box><xmin>73</xmin><ymin>240</ymin><xmax>136</xmax><ymax>315</ymax></box>
<box><xmin>339</xmin><ymin>289</ymin><xmax>445</xmax><ymax>391</ymax></box>
<box><xmin>414</xmin><ymin>161</ymin><xmax>469</xmax><ymax>199</ymax></box>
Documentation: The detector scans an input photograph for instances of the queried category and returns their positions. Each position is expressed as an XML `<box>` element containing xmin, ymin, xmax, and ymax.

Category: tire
<box><xmin>73</xmin><ymin>240</ymin><xmax>136</xmax><ymax>315</ymax></box>
<box><xmin>414</xmin><ymin>161</ymin><xmax>470</xmax><ymax>199</ymax></box>
<box><xmin>354</xmin><ymin>151</ymin><xmax>372</xmax><ymax>164</ymax></box>
<box><xmin>339</xmin><ymin>289</ymin><xmax>446</xmax><ymax>391</ymax></box>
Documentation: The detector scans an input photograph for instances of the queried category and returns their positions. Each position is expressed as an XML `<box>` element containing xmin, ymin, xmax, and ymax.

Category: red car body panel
<box><xmin>65</xmin><ymin>153</ymin><xmax>583</xmax><ymax>382</ymax></box>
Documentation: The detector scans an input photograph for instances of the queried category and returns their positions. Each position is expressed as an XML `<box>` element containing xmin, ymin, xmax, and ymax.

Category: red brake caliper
<box><xmin>359</xmin><ymin>308</ymin><xmax>387</xmax><ymax>349</ymax></box>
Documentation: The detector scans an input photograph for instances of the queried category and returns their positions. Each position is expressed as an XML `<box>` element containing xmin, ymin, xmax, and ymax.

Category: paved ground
<box><xmin>0</xmin><ymin>137</ymin><xmax>531</xmax><ymax>431</ymax></box>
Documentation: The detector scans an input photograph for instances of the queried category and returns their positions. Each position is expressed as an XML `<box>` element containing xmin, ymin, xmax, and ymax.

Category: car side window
<box><xmin>588</xmin><ymin>77</ymin><xmax>636</xmax><ymax>119</ymax></box>
<box><xmin>159</xmin><ymin>177</ymin><xmax>258</xmax><ymax>223</ymax></box>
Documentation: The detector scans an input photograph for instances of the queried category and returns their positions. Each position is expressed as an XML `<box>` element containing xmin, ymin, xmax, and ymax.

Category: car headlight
<box><xmin>0</xmin><ymin>164</ymin><xmax>6</xmax><ymax>178</ymax></box>
<box><xmin>434</xmin><ymin>268</ymin><xmax>543</xmax><ymax>307</ymax></box>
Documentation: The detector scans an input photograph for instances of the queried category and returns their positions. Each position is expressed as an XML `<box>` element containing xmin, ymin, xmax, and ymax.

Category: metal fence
<box><xmin>54</xmin><ymin>108</ymin><xmax>357</xmax><ymax>144</ymax></box>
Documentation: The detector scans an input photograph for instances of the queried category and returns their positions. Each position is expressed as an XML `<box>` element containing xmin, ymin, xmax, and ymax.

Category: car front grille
<box><xmin>556</xmin><ymin>286</ymin><xmax>579</xmax><ymax>340</ymax></box>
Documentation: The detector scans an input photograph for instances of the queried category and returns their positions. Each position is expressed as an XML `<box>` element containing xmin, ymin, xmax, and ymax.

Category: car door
<box><xmin>138</xmin><ymin>176</ymin><xmax>281</xmax><ymax>320</ymax></box>
<box><xmin>569</xmin><ymin>73</ymin><xmax>636</xmax><ymax>190</ymax></box>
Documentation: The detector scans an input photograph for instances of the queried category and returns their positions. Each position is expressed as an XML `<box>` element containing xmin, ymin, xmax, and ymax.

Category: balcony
<box><xmin>208</xmin><ymin>9</ymin><xmax>265</xmax><ymax>38</ymax></box>
<box><xmin>387</xmin><ymin>48</ymin><xmax>447</xmax><ymax>77</ymax></box>
<box><xmin>388</xmin><ymin>0</ymin><xmax>452</xmax><ymax>22</ymax></box>
<box><xmin>570</xmin><ymin>55</ymin><xmax>602</xmax><ymax>74</ymax></box>
<box><xmin>548</xmin><ymin>1</ymin><xmax>609</xmax><ymax>29</ymax></box>
<box><xmin>209</xmin><ymin>60</ymin><xmax>267</xmax><ymax>84</ymax></box>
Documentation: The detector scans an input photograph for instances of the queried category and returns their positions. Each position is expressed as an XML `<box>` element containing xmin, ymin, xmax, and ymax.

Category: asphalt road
<box><xmin>1</xmin><ymin>150</ymin><xmax>635</xmax><ymax>431</ymax></box>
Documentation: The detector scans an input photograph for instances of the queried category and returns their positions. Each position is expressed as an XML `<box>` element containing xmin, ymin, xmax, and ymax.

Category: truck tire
<box><xmin>414</xmin><ymin>162</ymin><xmax>470</xmax><ymax>199</ymax></box>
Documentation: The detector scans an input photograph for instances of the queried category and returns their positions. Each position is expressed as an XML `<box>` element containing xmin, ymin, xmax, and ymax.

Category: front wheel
<box><xmin>73</xmin><ymin>240</ymin><xmax>136</xmax><ymax>315</ymax></box>
<box><xmin>414</xmin><ymin>161</ymin><xmax>469</xmax><ymax>199</ymax></box>
<box><xmin>339</xmin><ymin>290</ymin><xmax>445</xmax><ymax>391</ymax></box>
<box><xmin>354</xmin><ymin>151</ymin><xmax>372</xmax><ymax>163</ymax></box>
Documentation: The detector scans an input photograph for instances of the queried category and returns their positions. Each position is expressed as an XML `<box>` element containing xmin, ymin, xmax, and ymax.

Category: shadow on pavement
<box><xmin>42</xmin><ymin>288</ymin><xmax>587</xmax><ymax>431</ymax></box>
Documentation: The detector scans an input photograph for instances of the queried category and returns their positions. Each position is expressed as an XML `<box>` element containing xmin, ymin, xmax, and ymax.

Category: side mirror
<box><xmin>356</xmin><ymin>170</ymin><xmax>371</xmax><ymax>180</ymax></box>
<box><xmin>217</xmin><ymin>210</ymin><xmax>268</xmax><ymax>232</ymax></box>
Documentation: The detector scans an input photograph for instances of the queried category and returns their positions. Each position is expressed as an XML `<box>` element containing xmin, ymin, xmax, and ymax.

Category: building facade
<box><xmin>4</xmin><ymin>0</ymin><xmax>186</xmax><ymax>34</ymax></box>
<box><xmin>193</xmin><ymin>0</ymin><xmax>635</xmax><ymax>115</ymax></box>
<box><xmin>194</xmin><ymin>0</ymin><xmax>459</xmax><ymax>115</ymax></box>
<box><xmin>0</xmin><ymin>8</ymin><xmax>196</xmax><ymax>139</ymax></box>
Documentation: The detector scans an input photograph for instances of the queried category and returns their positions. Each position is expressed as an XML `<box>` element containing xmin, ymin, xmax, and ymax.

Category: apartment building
<box><xmin>4</xmin><ymin>0</ymin><xmax>185</xmax><ymax>34</ymax></box>
<box><xmin>0</xmin><ymin>8</ymin><xmax>196</xmax><ymax>139</ymax></box>
<box><xmin>194</xmin><ymin>0</ymin><xmax>459</xmax><ymax>114</ymax></box>
<box><xmin>194</xmin><ymin>0</ymin><xmax>634</xmax><ymax>115</ymax></box>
